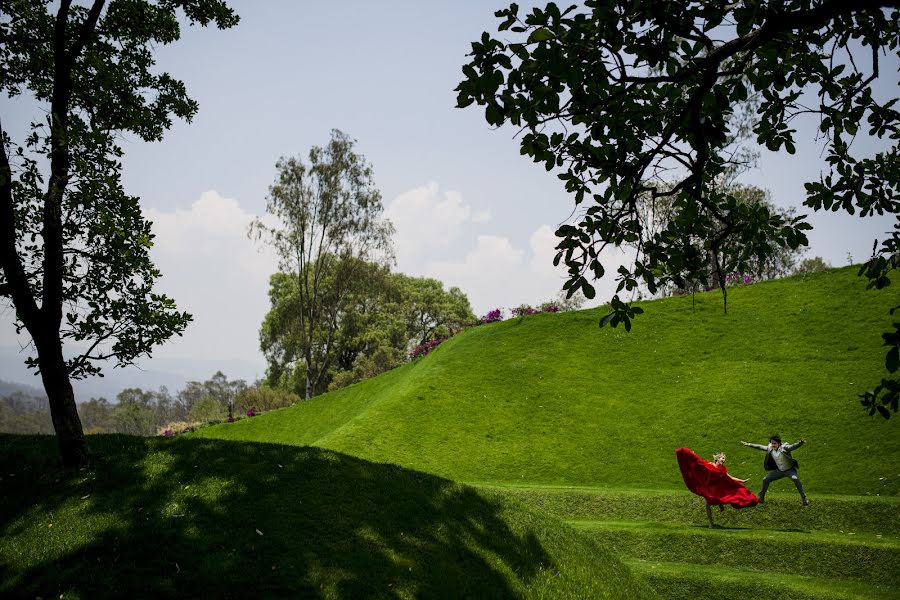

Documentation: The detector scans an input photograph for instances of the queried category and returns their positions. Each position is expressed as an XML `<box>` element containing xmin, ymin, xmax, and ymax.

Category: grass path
<box><xmin>627</xmin><ymin>560</ymin><xmax>899</xmax><ymax>600</ymax></box>
<box><xmin>479</xmin><ymin>483</ymin><xmax>900</xmax><ymax>599</ymax></box>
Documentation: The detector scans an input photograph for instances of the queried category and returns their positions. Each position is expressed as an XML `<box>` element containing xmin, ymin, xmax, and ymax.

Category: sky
<box><xmin>0</xmin><ymin>1</ymin><xmax>897</xmax><ymax>394</ymax></box>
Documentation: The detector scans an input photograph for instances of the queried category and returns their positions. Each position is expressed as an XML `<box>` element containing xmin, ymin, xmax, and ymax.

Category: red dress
<box><xmin>676</xmin><ymin>448</ymin><xmax>759</xmax><ymax>508</ymax></box>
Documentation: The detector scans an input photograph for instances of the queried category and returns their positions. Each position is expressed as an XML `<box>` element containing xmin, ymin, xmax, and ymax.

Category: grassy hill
<box><xmin>197</xmin><ymin>266</ymin><xmax>898</xmax><ymax>497</ymax></box>
<box><xmin>4</xmin><ymin>266</ymin><xmax>898</xmax><ymax>599</ymax></box>
<box><xmin>0</xmin><ymin>434</ymin><xmax>655</xmax><ymax>599</ymax></box>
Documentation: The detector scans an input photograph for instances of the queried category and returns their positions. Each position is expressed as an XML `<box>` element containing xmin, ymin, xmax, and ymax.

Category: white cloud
<box><xmin>383</xmin><ymin>182</ymin><xmax>633</xmax><ymax>317</ymax></box>
<box><xmin>385</xmin><ymin>182</ymin><xmax>491</xmax><ymax>272</ymax></box>
<box><xmin>144</xmin><ymin>190</ymin><xmax>276</xmax><ymax>364</ymax></box>
<box><xmin>427</xmin><ymin>225</ymin><xmax>631</xmax><ymax>317</ymax></box>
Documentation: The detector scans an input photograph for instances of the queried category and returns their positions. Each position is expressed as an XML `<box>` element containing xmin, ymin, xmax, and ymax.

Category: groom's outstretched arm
<box><xmin>783</xmin><ymin>439</ymin><xmax>807</xmax><ymax>452</ymax></box>
<box><xmin>740</xmin><ymin>441</ymin><xmax>768</xmax><ymax>451</ymax></box>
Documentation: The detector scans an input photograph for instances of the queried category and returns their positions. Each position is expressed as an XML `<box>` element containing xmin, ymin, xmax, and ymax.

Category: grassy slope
<box><xmin>197</xmin><ymin>267</ymin><xmax>899</xmax><ymax>497</ymax></box>
<box><xmin>0</xmin><ymin>434</ymin><xmax>655</xmax><ymax>600</ymax></box>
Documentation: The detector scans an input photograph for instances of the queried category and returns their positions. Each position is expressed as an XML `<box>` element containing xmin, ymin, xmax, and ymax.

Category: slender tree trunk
<box><xmin>35</xmin><ymin>332</ymin><xmax>89</xmax><ymax>467</ymax></box>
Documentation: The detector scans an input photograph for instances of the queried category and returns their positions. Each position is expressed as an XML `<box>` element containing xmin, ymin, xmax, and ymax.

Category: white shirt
<box><xmin>769</xmin><ymin>445</ymin><xmax>793</xmax><ymax>471</ymax></box>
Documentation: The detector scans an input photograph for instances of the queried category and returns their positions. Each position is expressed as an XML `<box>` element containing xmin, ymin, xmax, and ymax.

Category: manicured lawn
<box><xmin>0</xmin><ymin>434</ymin><xmax>655</xmax><ymax>599</ymax></box>
<box><xmin>197</xmin><ymin>267</ymin><xmax>898</xmax><ymax>497</ymax></box>
<box><xmin>5</xmin><ymin>267</ymin><xmax>897</xmax><ymax>598</ymax></box>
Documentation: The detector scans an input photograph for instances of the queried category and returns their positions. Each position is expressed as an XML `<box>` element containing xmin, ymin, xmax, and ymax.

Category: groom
<box><xmin>740</xmin><ymin>435</ymin><xmax>809</xmax><ymax>505</ymax></box>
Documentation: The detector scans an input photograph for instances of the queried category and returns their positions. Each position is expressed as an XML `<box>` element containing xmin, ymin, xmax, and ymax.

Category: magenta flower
<box><xmin>163</xmin><ymin>429</ymin><xmax>173</xmax><ymax>437</ymax></box>
<box><xmin>246</xmin><ymin>410</ymin><xmax>256</xmax><ymax>417</ymax></box>
<box><xmin>478</xmin><ymin>309</ymin><xmax>502</xmax><ymax>324</ymax></box>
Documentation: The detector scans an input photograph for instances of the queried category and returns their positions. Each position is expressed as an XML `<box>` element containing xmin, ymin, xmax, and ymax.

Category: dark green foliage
<box><xmin>0</xmin><ymin>434</ymin><xmax>656</xmax><ymax>599</ymax></box>
<box><xmin>0</xmin><ymin>393</ymin><xmax>53</xmax><ymax>434</ymax></box>
<box><xmin>261</xmin><ymin>261</ymin><xmax>475</xmax><ymax>397</ymax></box>
<box><xmin>251</xmin><ymin>130</ymin><xmax>393</xmax><ymax>400</ymax></box>
<box><xmin>0</xmin><ymin>0</ymin><xmax>238</xmax><ymax>464</ymax></box>
<box><xmin>233</xmin><ymin>386</ymin><xmax>300</xmax><ymax>414</ymax></box>
<box><xmin>457</xmin><ymin>0</ymin><xmax>899</xmax><ymax>415</ymax></box>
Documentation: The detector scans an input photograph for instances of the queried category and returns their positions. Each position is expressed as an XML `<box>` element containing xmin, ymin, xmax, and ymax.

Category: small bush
<box><xmin>511</xmin><ymin>304</ymin><xmax>538</xmax><ymax>317</ymax></box>
<box><xmin>234</xmin><ymin>386</ymin><xmax>301</xmax><ymax>414</ymax></box>
<box><xmin>410</xmin><ymin>337</ymin><xmax>447</xmax><ymax>359</ymax></box>
<box><xmin>478</xmin><ymin>308</ymin><xmax>503</xmax><ymax>324</ymax></box>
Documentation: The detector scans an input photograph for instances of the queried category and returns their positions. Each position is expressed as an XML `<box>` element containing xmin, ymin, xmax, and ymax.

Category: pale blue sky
<box><xmin>1</xmin><ymin>1</ymin><xmax>897</xmax><ymax>394</ymax></box>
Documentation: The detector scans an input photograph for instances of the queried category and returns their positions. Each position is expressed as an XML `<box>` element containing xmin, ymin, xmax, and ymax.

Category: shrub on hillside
<box><xmin>187</xmin><ymin>394</ymin><xmax>226</xmax><ymax>423</ymax></box>
<box><xmin>234</xmin><ymin>386</ymin><xmax>301</xmax><ymax>414</ymax></box>
<box><xmin>795</xmin><ymin>256</ymin><xmax>831</xmax><ymax>275</ymax></box>
<box><xmin>724</xmin><ymin>272</ymin><xmax>754</xmax><ymax>286</ymax></box>
<box><xmin>157</xmin><ymin>421</ymin><xmax>201</xmax><ymax>437</ymax></box>
<box><xmin>409</xmin><ymin>337</ymin><xmax>446</xmax><ymax>359</ymax></box>
<box><xmin>329</xmin><ymin>346</ymin><xmax>405</xmax><ymax>392</ymax></box>
<box><xmin>478</xmin><ymin>308</ymin><xmax>503</xmax><ymax>324</ymax></box>
<box><xmin>511</xmin><ymin>304</ymin><xmax>538</xmax><ymax>317</ymax></box>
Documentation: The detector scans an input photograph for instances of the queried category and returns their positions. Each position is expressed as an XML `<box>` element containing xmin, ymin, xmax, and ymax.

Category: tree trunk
<box><xmin>707</xmin><ymin>250</ymin><xmax>721</xmax><ymax>291</ymax></box>
<box><xmin>36</xmin><ymin>333</ymin><xmax>89</xmax><ymax>468</ymax></box>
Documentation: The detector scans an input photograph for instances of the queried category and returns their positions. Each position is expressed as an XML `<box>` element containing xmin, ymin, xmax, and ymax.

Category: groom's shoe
<box><xmin>802</xmin><ymin>497</ymin><xmax>810</xmax><ymax>506</ymax></box>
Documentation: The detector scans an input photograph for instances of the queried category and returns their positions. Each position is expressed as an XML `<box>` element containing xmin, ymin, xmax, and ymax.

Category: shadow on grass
<box><xmin>0</xmin><ymin>435</ymin><xmax>553</xmax><ymax>599</ymax></box>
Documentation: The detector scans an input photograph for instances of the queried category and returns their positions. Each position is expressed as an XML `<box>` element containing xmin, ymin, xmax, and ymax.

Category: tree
<box><xmin>251</xmin><ymin>130</ymin><xmax>394</xmax><ymax>399</ymax></box>
<box><xmin>187</xmin><ymin>394</ymin><xmax>225</xmax><ymax>423</ymax></box>
<box><xmin>261</xmin><ymin>262</ymin><xmax>477</xmax><ymax>395</ymax></box>
<box><xmin>458</xmin><ymin>1</ymin><xmax>898</xmax><ymax>416</ymax></box>
<box><xmin>392</xmin><ymin>274</ymin><xmax>475</xmax><ymax>346</ymax></box>
<box><xmin>0</xmin><ymin>1</ymin><xmax>238</xmax><ymax>466</ymax></box>
<box><xmin>112</xmin><ymin>388</ymin><xmax>155</xmax><ymax>436</ymax></box>
<box><xmin>795</xmin><ymin>256</ymin><xmax>831</xmax><ymax>274</ymax></box>
<box><xmin>636</xmin><ymin>183</ymin><xmax>804</xmax><ymax>296</ymax></box>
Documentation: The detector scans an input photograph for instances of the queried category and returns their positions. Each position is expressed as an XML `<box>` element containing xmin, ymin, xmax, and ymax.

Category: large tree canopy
<box><xmin>457</xmin><ymin>0</ymin><xmax>899</xmax><ymax>417</ymax></box>
<box><xmin>251</xmin><ymin>130</ymin><xmax>394</xmax><ymax>400</ymax></box>
<box><xmin>0</xmin><ymin>0</ymin><xmax>238</xmax><ymax>465</ymax></box>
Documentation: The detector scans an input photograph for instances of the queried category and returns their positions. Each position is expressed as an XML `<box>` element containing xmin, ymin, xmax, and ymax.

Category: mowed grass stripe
<box><xmin>197</xmin><ymin>267</ymin><xmax>899</xmax><ymax>495</ymax></box>
<box><xmin>569</xmin><ymin>520</ymin><xmax>899</xmax><ymax>585</ymax></box>
<box><xmin>477</xmin><ymin>485</ymin><xmax>900</xmax><ymax>535</ymax></box>
<box><xmin>626</xmin><ymin>560</ymin><xmax>900</xmax><ymax>600</ymax></box>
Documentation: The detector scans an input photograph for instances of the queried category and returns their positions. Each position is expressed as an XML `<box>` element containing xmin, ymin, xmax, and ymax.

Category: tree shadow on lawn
<box><xmin>0</xmin><ymin>435</ymin><xmax>553</xmax><ymax>599</ymax></box>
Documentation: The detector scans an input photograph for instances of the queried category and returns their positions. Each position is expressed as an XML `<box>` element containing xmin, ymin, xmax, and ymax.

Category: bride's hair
<box><xmin>713</xmin><ymin>452</ymin><xmax>726</xmax><ymax>464</ymax></box>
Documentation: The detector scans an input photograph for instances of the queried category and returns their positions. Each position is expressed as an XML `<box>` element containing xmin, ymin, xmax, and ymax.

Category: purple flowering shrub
<box><xmin>540</xmin><ymin>303</ymin><xmax>560</xmax><ymax>312</ymax></box>
<box><xmin>246</xmin><ymin>409</ymin><xmax>256</xmax><ymax>417</ymax></box>
<box><xmin>409</xmin><ymin>337</ymin><xmax>447</xmax><ymax>359</ymax></box>
<box><xmin>511</xmin><ymin>304</ymin><xmax>538</xmax><ymax>317</ymax></box>
<box><xmin>478</xmin><ymin>308</ymin><xmax>503</xmax><ymax>324</ymax></box>
<box><xmin>724</xmin><ymin>272</ymin><xmax>754</xmax><ymax>286</ymax></box>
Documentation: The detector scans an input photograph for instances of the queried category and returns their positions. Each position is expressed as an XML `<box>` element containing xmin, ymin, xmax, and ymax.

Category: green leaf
<box><xmin>528</xmin><ymin>28</ymin><xmax>554</xmax><ymax>43</ymax></box>
<box><xmin>887</xmin><ymin>346</ymin><xmax>899</xmax><ymax>374</ymax></box>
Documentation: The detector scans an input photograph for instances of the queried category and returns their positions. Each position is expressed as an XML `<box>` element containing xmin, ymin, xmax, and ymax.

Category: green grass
<box><xmin>5</xmin><ymin>266</ymin><xmax>898</xmax><ymax>598</ymax></box>
<box><xmin>197</xmin><ymin>267</ymin><xmax>899</xmax><ymax>497</ymax></box>
<box><xmin>627</xmin><ymin>560</ymin><xmax>900</xmax><ymax>600</ymax></box>
<box><xmin>0</xmin><ymin>434</ymin><xmax>656</xmax><ymax>599</ymax></box>
<box><xmin>475</xmin><ymin>484</ymin><xmax>900</xmax><ymax>535</ymax></box>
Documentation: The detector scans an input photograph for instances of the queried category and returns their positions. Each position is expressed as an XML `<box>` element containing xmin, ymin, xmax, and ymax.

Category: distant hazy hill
<box><xmin>0</xmin><ymin>378</ymin><xmax>45</xmax><ymax>400</ymax></box>
<box><xmin>0</xmin><ymin>347</ymin><xmax>265</xmax><ymax>401</ymax></box>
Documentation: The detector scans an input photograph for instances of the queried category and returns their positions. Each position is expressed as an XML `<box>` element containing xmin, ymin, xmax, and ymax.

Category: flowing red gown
<box><xmin>675</xmin><ymin>448</ymin><xmax>759</xmax><ymax>508</ymax></box>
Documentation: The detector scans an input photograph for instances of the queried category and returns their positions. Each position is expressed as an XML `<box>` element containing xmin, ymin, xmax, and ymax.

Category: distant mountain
<box><xmin>0</xmin><ymin>378</ymin><xmax>46</xmax><ymax>400</ymax></box>
<box><xmin>0</xmin><ymin>346</ymin><xmax>265</xmax><ymax>401</ymax></box>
